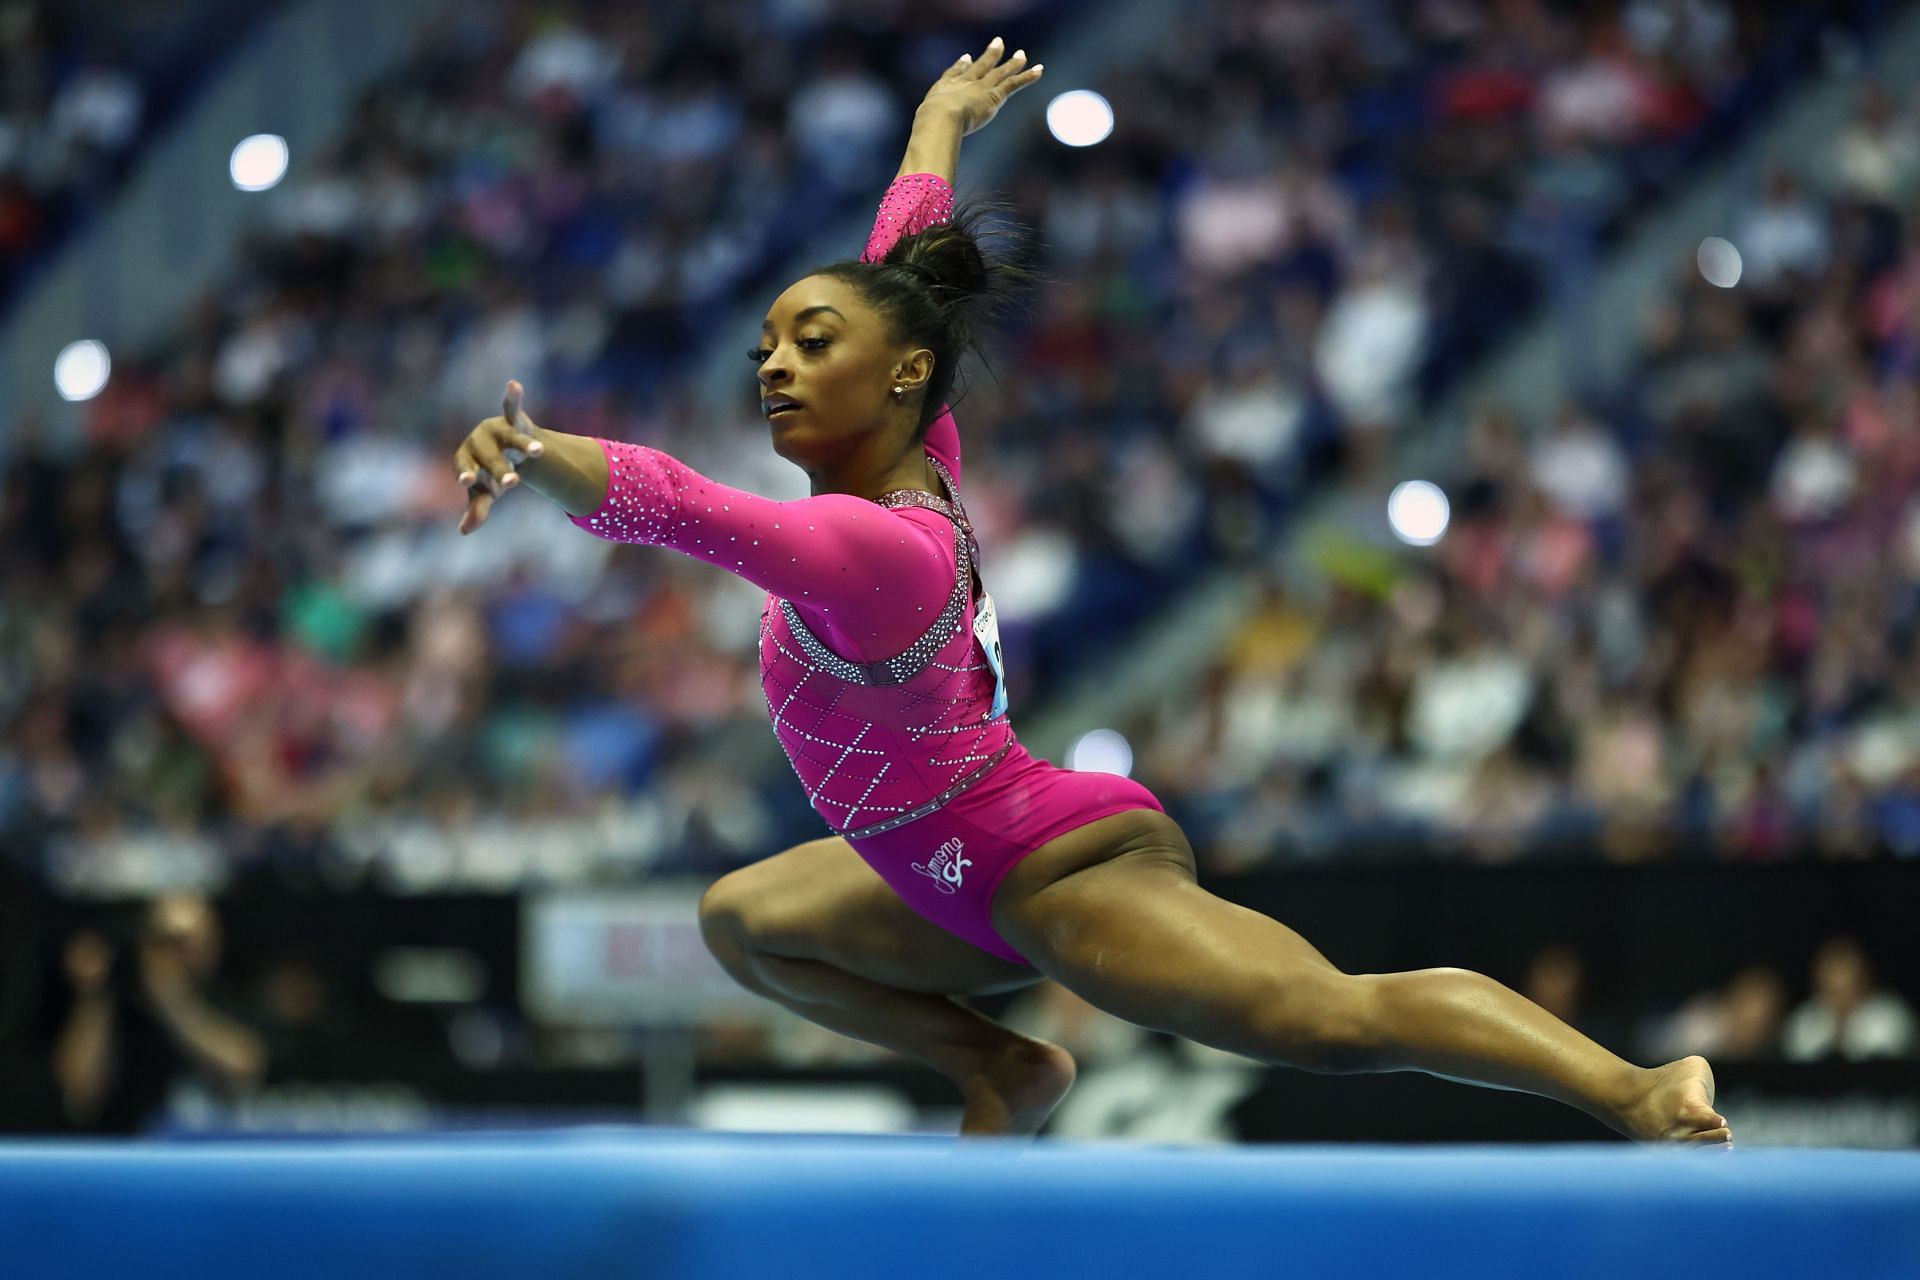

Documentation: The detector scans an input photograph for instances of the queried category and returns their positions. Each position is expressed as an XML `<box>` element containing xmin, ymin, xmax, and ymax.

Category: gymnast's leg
<box><xmin>991</xmin><ymin>810</ymin><xmax>1731</xmax><ymax>1144</ymax></box>
<box><xmin>699</xmin><ymin>836</ymin><xmax>1072</xmax><ymax>1135</ymax></box>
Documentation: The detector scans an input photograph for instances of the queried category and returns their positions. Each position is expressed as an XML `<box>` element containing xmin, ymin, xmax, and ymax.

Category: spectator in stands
<box><xmin>45</xmin><ymin>894</ymin><xmax>267</xmax><ymax>1133</ymax></box>
<box><xmin>1720</xmin><ymin>965</ymin><xmax>1790</xmax><ymax>1060</ymax></box>
<box><xmin>1640</xmin><ymin>963</ymin><xmax>1788</xmax><ymax>1063</ymax></box>
<box><xmin>1782</xmin><ymin>936</ymin><xmax>1918</xmax><ymax>1061</ymax></box>
<box><xmin>1831</xmin><ymin>83</ymin><xmax>1920</xmax><ymax>205</ymax></box>
<box><xmin>1737</xmin><ymin>167</ymin><xmax>1831</xmax><ymax>292</ymax></box>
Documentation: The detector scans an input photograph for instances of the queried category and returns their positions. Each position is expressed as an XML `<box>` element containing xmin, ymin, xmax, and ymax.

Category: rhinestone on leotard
<box><xmin>836</xmin><ymin>739</ymin><xmax>1015</xmax><ymax>840</ymax></box>
<box><xmin>775</xmin><ymin>457</ymin><xmax>981</xmax><ymax>687</ymax></box>
<box><xmin>763</xmin><ymin>453</ymin><xmax>1008</xmax><ymax>837</ymax></box>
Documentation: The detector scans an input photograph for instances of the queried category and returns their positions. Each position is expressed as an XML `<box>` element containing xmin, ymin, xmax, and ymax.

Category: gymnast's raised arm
<box><xmin>869</xmin><ymin>40</ymin><xmax>1044</xmax><ymax>484</ymax></box>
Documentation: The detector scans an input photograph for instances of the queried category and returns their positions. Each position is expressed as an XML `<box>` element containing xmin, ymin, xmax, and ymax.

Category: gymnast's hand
<box><xmin>918</xmin><ymin>36</ymin><xmax>1044</xmax><ymax>137</ymax></box>
<box><xmin>454</xmin><ymin>379</ymin><xmax>545</xmax><ymax>535</ymax></box>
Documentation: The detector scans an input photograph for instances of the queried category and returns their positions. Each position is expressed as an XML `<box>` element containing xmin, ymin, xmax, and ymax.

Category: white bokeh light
<box><xmin>1697</xmin><ymin>236</ymin><xmax>1742</xmax><ymax>288</ymax></box>
<box><xmin>1045</xmin><ymin>89</ymin><xmax>1114</xmax><ymax>148</ymax></box>
<box><xmin>230</xmin><ymin>133</ymin><xmax>289</xmax><ymax>191</ymax></box>
<box><xmin>1387</xmin><ymin>480</ymin><xmax>1450</xmax><ymax>547</ymax></box>
<box><xmin>1068</xmin><ymin>727</ymin><xmax>1134</xmax><ymax>777</ymax></box>
<box><xmin>53</xmin><ymin>340</ymin><xmax>111</xmax><ymax>401</ymax></box>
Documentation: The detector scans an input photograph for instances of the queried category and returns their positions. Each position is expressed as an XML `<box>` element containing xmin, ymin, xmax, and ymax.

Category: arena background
<box><xmin>2</xmin><ymin>0</ymin><xmax>1918</xmax><ymax>1169</ymax></box>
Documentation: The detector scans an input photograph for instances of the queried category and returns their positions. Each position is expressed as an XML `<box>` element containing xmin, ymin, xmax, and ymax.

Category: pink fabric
<box><xmin>570</xmin><ymin>173</ymin><xmax>1164</xmax><ymax>959</ymax></box>
<box><xmin>849</xmin><ymin>741</ymin><xmax>1164</xmax><ymax>964</ymax></box>
<box><xmin>862</xmin><ymin>171</ymin><xmax>954</xmax><ymax>264</ymax></box>
<box><xmin>569</xmin><ymin>438</ymin><xmax>956</xmax><ymax>662</ymax></box>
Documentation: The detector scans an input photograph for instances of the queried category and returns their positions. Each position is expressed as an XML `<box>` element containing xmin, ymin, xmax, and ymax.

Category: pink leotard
<box><xmin>568</xmin><ymin>173</ymin><xmax>1163</xmax><ymax>963</ymax></box>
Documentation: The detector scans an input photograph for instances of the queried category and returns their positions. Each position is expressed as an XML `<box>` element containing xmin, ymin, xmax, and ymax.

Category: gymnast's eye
<box><xmin>747</xmin><ymin>338</ymin><xmax>829</xmax><ymax>363</ymax></box>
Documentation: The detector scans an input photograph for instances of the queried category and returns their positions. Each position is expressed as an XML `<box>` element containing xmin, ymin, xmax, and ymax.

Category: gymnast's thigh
<box><xmin>699</xmin><ymin>836</ymin><xmax>1042</xmax><ymax>997</ymax></box>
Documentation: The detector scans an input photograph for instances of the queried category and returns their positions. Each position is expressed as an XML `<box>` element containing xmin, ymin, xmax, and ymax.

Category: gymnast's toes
<box><xmin>1628</xmin><ymin>1054</ymin><xmax>1732</xmax><ymax>1145</ymax></box>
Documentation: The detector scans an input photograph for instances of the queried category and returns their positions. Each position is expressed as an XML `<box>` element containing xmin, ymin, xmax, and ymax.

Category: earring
<box><xmin>894</xmin><ymin>386</ymin><xmax>905</xmax><ymax>397</ymax></box>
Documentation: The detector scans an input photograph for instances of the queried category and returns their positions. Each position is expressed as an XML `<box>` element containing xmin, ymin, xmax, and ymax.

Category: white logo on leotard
<box><xmin>912</xmin><ymin>837</ymin><xmax>971</xmax><ymax>895</ymax></box>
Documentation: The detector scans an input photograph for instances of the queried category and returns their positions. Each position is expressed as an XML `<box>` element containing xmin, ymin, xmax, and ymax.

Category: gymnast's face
<box><xmin>752</xmin><ymin>275</ymin><xmax>932</xmax><ymax>462</ymax></box>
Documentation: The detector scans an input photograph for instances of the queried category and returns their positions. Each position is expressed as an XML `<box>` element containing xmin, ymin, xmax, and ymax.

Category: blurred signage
<box><xmin>523</xmin><ymin>884</ymin><xmax>771</xmax><ymax>1026</ymax></box>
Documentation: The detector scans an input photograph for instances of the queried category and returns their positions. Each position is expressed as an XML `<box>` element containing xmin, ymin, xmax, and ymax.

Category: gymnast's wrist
<box><xmin>912</xmin><ymin>101</ymin><xmax>965</xmax><ymax>127</ymax></box>
<box><xmin>519</xmin><ymin>426</ymin><xmax>610</xmax><ymax>519</ymax></box>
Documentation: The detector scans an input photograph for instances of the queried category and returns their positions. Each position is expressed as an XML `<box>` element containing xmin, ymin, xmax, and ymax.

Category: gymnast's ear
<box><xmin>893</xmin><ymin>349</ymin><xmax>936</xmax><ymax>394</ymax></box>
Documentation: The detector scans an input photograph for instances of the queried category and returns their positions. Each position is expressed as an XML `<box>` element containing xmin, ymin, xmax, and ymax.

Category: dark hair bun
<box><xmin>887</xmin><ymin>216</ymin><xmax>993</xmax><ymax>303</ymax></box>
<box><xmin>820</xmin><ymin>195</ymin><xmax>1047</xmax><ymax>435</ymax></box>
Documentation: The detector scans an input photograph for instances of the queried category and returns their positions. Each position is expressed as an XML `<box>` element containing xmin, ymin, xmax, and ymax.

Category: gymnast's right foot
<box><xmin>1620</xmin><ymin>1055</ymin><xmax>1732</xmax><ymax>1146</ymax></box>
<box><xmin>955</xmin><ymin>1038</ymin><xmax>1077</xmax><ymax>1138</ymax></box>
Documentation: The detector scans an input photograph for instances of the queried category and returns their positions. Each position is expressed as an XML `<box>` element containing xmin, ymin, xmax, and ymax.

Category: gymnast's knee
<box><xmin>1254</xmin><ymin>972</ymin><xmax>1386</xmax><ymax>1074</ymax></box>
<box><xmin>697</xmin><ymin>873</ymin><xmax>766</xmax><ymax>988</ymax></box>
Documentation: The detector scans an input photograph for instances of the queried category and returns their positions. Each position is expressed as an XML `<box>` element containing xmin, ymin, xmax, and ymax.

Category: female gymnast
<box><xmin>452</xmin><ymin>38</ymin><xmax>1731</xmax><ymax>1146</ymax></box>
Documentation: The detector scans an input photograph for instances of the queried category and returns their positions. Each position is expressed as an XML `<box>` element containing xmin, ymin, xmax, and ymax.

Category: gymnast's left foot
<box><xmin>956</xmin><ymin>1038</ymin><xmax>1077</xmax><ymax>1138</ymax></box>
<box><xmin>1619</xmin><ymin>1055</ymin><xmax>1732</xmax><ymax>1146</ymax></box>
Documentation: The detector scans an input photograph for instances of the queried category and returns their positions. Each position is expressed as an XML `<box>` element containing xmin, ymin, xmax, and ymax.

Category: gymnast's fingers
<box><xmin>981</xmin><ymin>43</ymin><xmax>1041</xmax><ymax>97</ymax></box>
<box><xmin>991</xmin><ymin>47</ymin><xmax>1029</xmax><ymax>83</ymax></box>
<box><xmin>459</xmin><ymin>484</ymin><xmax>495</xmax><ymax>536</ymax></box>
<box><xmin>454</xmin><ymin>438</ymin><xmax>502</xmax><ymax>498</ymax></box>
<box><xmin>453</xmin><ymin>438</ymin><xmax>502</xmax><ymax>533</ymax></box>
<box><xmin>501</xmin><ymin>379</ymin><xmax>544</xmax><ymax>458</ymax></box>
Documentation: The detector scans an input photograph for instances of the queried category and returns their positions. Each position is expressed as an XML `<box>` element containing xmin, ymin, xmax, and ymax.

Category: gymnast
<box><xmin>451</xmin><ymin>37</ymin><xmax>1731</xmax><ymax>1146</ymax></box>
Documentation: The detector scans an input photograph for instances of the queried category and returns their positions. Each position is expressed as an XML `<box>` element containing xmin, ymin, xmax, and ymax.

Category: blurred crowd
<box><xmin>2</xmin><ymin>0</ymin><xmax>1887</xmax><ymax>896</ymax></box>
<box><xmin>0</xmin><ymin>0</ymin><xmax>1106</xmax><ymax>892</ymax></box>
<box><xmin>0</xmin><ymin>880</ymin><xmax>458</xmax><ymax>1134</ymax></box>
<box><xmin>0</xmin><ymin>0</ymin><xmax>271</xmax><ymax>307</ymax></box>
<box><xmin>1137</xmin><ymin>76</ymin><xmax>1920</xmax><ymax>869</ymax></box>
<box><xmin>1637</xmin><ymin>935</ymin><xmax>1918</xmax><ymax>1065</ymax></box>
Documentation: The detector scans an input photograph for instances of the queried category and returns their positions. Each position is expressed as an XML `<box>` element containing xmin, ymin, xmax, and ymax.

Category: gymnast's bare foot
<box><xmin>956</xmin><ymin>1038</ymin><xmax>1077</xmax><ymax>1137</ymax></box>
<box><xmin>1619</xmin><ymin>1055</ymin><xmax>1732</xmax><ymax>1146</ymax></box>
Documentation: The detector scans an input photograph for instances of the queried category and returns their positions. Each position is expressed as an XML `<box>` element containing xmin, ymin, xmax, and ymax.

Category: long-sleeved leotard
<box><xmin>568</xmin><ymin>171</ymin><xmax>962</xmax><ymax>663</ymax></box>
<box><xmin>569</xmin><ymin>173</ymin><xmax>1161</xmax><ymax>965</ymax></box>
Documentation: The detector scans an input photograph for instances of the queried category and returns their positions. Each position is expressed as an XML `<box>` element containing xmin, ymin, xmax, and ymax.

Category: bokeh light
<box><xmin>1387</xmin><ymin>480</ymin><xmax>1450</xmax><ymax>546</ymax></box>
<box><xmin>53</xmin><ymin>339</ymin><xmax>111</xmax><ymax>401</ymax></box>
<box><xmin>230</xmin><ymin>133</ymin><xmax>289</xmax><ymax>191</ymax></box>
<box><xmin>1698</xmin><ymin>236</ymin><xmax>1742</xmax><ymax>288</ymax></box>
<box><xmin>1068</xmin><ymin>727</ymin><xmax>1134</xmax><ymax>776</ymax></box>
<box><xmin>1045</xmin><ymin>89</ymin><xmax>1114</xmax><ymax>148</ymax></box>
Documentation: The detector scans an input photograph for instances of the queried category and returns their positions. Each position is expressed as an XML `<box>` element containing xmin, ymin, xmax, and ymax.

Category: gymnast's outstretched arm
<box><xmin>560</xmin><ymin>432</ymin><xmax>952</xmax><ymax>619</ymax></box>
<box><xmin>453</xmin><ymin>381</ymin><xmax>953</xmax><ymax>656</ymax></box>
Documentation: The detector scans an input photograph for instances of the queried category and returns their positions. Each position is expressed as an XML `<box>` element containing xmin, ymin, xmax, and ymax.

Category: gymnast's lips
<box><xmin>762</xmin><ymin>396</ymin><xmax>804</xmax><ymax>418</ymax></box>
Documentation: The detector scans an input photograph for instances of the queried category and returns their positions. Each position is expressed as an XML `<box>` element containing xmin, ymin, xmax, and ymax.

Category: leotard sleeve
<box><xmin>861</xmin><ymin>172</ymin><xmax>954</xmax><ymax>264</ymax></box>
<box><xmin>863</xmin><ymin>172</ymin><xmax>964</xmax><ymax>490</ymax></box>
<box><xmin>569</xmin><ymin>439</ymin><xmax>955</xmax><ymax>660</ymax></box>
